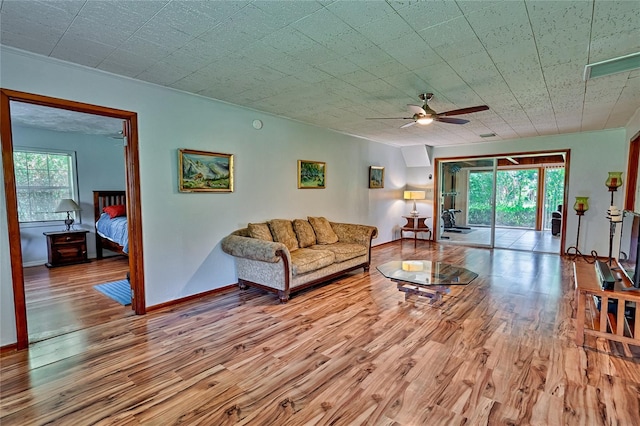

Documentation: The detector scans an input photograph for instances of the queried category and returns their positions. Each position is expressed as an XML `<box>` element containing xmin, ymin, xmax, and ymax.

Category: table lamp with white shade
<box><xmin>55</xmin><ymin>198</ymin><xmax>81</xmax><ymax>231</ymax></box>
<box><xmin>404</xmin><ymin>190</ymin><xmax>426</xmax><ymax>217</ymax></box>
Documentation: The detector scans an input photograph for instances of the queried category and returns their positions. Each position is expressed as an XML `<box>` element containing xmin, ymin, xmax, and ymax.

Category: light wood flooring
<box><xmin>24</xmin><ymin>256</ymin><xmax>132</xmax><ymax>342</ymax></box>
<box><xmin>1</xmin><ymin>241</ymin><xmax>639</xmax><ymax>425</ymax></box>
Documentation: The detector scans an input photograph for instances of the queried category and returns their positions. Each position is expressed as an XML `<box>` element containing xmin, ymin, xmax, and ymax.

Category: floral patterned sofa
<box><xmin>221</xmin><ymin>217</ymin><xmax>378</xmax><ymax>302</ymax></box>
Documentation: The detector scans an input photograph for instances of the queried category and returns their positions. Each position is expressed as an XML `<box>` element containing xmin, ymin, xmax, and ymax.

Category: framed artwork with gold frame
<box><xmin>178</xmin><ymin>149</ymin><xmax>234</xmax><ymax>192</ymax></box>
<box><xmin>298</xmin><ymin>160</ymin><xmax>326</xmax><ymax>189</ymax></box>
<box><xmin>369</xmin><ymin>166</ymin><xmax>384</xmax><ymax>188</ymax></box>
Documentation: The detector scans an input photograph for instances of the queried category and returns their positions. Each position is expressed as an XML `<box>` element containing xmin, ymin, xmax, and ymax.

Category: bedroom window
<box><xmin>13</xmin><ymin>148</ymin><xmax>78</xmax><ymax>224</ymax></box>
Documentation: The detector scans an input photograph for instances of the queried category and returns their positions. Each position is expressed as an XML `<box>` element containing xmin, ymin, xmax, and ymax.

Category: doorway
<box><xmin>1</xmin><ymin>89</ymin><xmax>145</xmax><ymax>350</ymax></box>
<box><xmin>440</xmin><ymin>158</ymin><xmax>496</xmax><ymax>247</ymax></box>
<box><xmin>435</xmin><ymin>151</ymin><xmax>569</xmax><ymax>254</ymax></box>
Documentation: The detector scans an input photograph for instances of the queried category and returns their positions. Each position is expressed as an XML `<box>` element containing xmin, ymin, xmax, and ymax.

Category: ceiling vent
<box><xmin>584</xmin><ymin>52</ymin><xmax>640</xmax><ymax>81</ymax></box>
<box><xmin>479</xmin><ymin>133</ymin><xmax>496</xmax><ymax>138</ymax></box>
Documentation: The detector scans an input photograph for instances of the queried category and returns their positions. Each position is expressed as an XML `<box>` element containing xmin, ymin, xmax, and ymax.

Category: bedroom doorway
<box><xmin>1</xmin><ymin>89</ymin><xmax>145</xmax><ymax>350</ymax></box>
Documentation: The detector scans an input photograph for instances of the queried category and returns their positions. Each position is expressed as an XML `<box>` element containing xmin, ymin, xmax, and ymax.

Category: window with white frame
<box><xmin>13</xmin><ymin>148</ymin><xmax>78</xmax><ymax>223</ymax></box>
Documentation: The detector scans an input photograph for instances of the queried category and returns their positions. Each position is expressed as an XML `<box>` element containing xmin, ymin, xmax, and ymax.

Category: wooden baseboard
<box><xmin>373</xmin><ymin>238</ymin><xmax>404</xmax><ymax>248</ymax></box>
<box><xmin>373</xmin><ymin>237</ymin><xmax>433</xmax><ymax>248</ymax></box>
<box><xmin>147</xmin><ymin>284</ymin><xmax>237</xmax><ymax>312</ymax></box>
<box><xmin>0</xmin><ymin>343</ymin><xmax>18</xmax><ymax>354</ymax></box>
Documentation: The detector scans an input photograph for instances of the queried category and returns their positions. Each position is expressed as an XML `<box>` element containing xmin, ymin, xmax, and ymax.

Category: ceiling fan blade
<box><xmin>366</xmin><ymin>117</ymin><xmax>413</xmax><ymax>120</ymax></box>
<box><xmin>435</xmin><ymin>117</ymin><xmax>469</xmax><ymax>125</ymax></box>
<box><xmin>407</xmin><ymin>104</ymin><xmax>426</xmax><ymax>115</ymax></box>
<box><xmin>400</xmin><ymin>121</ymin><xmax>417</xmax><ymax>128</ymax></box>
<box><xmin>438</xmin><ymin>105</ymin><xmax>489</xmax><ymax>116</ymax></box>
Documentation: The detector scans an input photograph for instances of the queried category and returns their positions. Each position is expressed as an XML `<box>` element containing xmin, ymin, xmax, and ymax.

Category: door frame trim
<box><xmin>0</xmin><ymin>89</ymin><xmax>146</xmax><ymax>350</ymax></box>
<box><xmin>624</xmin><ymin>133</ymin><xmax>639</xmax><ymax>211</ymax></box>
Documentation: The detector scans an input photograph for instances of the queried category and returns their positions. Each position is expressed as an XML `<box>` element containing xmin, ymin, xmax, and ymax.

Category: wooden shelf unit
<box><xmin>573</xmin><ymin>260</ymin><xmax>640</xmax><ymax>350</ymax></box>
<box><xmin>400</xmin><ymin>216</ymin><xmax>431</xmax><ymax>247</ymax></box>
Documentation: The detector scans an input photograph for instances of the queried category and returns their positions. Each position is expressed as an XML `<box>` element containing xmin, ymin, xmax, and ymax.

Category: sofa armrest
<box><xmin>221</xmin><ymin>235</ymin><xmax>289</xmax><ymax>263</ymax></box>
<box><xmin>330</xmin><ymin>222</ymin><xmax>378</xmax><ymax>246</ymax></box>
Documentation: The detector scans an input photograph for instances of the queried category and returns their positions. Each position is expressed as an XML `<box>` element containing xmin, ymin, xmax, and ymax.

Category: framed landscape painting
<box><xmin>298</xmin><ymin>160</ymin><xmax>326</xmax><ymax>189</ymax></box>
<box><xmin>178</xmin><ymin>149</ymin><xmax>234</xmax><ymax>192</ymax></box>
<box><xmin>369</xmin><ymin>166</ymin><xmax>384</xmax><ymax>188</ymax></box>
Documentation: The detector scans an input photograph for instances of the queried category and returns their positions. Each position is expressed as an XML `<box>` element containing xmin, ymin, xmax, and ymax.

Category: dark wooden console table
<box><xmin>401</xmin><ymin>216</ymin><xmax>431</xmax><ymax>247</ymax></box>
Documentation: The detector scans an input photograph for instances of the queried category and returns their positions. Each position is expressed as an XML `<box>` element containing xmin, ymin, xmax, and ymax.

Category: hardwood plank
<box><xmin>2</xmin><ymin>244</ymin><xmax>639</xmax><ymax>425</ymax></box>
<box><xmin>23</xmin><ymin>256</ymin><xmax>131</xmax><ymax>343</ymax></box>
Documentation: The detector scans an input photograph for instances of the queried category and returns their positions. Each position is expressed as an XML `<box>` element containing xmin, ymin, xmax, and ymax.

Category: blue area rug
<box><xmin>93</xmin><ymin>279</ymin><xmax>131</xmax><ymax>305</ymax></box>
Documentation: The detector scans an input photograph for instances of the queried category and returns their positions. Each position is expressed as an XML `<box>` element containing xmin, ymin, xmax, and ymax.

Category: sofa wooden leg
<box><xmin>278</xmin><ymin>291</ymin><xmax>290</xmax><ymax>303</ymax></box>
<box><xmin>363</xmin><ymin>265</ymin><xmax>370</xmax><ymax>272</ymax></box>
<box><xmin>238</xmin><ymin>280</ymin><xmax>248</xmax><ymax>290</ymax></box>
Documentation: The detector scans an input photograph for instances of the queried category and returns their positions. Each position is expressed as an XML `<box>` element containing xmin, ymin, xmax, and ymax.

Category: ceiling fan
<box><xmin>368</xmin><ymin>93</ymin><xmax>489</xmax><ymax>128</ymax></box>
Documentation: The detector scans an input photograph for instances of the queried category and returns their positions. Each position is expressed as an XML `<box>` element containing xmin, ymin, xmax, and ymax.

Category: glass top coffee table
<box><xmin>377</xmin><ymin>260</ymin><xmax>478</xmax><ymax>303</ymax></box>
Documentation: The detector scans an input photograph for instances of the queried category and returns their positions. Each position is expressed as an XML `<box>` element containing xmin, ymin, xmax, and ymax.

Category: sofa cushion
<box><xmin>293</xmin><ymin>219</ymin><xmax>316</xmax><ymax>248</ymax></box>
<box><xmin>310</xmin><ymin>242</ymin><xmax>367</xmax><ymax>263</ymax></box>
<box><xmin>248</xmin><ymin>223</ymin><xmax>273</xmax><ymax>242</ymax></box>
<box><xmin>268</xmin><ymin>219</ymin><xmax>299</xmax><ymax>252</ymax></box>
<box><xmin>308</xmin><ymin>216</ymin><xmax>339</xmax><ymax>245</ymax></box>
<box><xmin>290</xmin><ymin>248</ymin><xmax>335</xmax><ymax>275</ymax></box>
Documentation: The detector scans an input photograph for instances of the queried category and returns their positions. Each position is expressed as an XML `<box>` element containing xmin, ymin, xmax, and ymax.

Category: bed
<box><xmin>93</xmin><ymin>190</ymin><xmax>129</xmax><ymax>259</ymax></box>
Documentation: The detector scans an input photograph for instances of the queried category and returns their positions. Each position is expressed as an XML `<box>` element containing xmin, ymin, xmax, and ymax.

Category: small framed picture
<box><xmin>298</xmin><ymin>160</ymin><xmax>326</xmax><ymax>189</ymax></box>
<box><xmin>369</xmin><ymin>166</ymin><xmax>384</xmax><ymax>189</ymax></box>
<box><xmin>178</xmin><ymin>149</ymin><xmax>234</xmax><ymax>192</ymax></box>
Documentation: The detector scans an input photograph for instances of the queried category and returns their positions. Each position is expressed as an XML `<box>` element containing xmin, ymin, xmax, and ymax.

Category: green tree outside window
<box><xmin>13</xmin><ymin>149</ymin><xmax>76</xmax><ymax>223</ymax></box>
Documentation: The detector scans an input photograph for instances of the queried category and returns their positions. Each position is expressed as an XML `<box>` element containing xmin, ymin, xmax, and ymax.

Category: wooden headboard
<box><xmin>93</xmin><ymin>190</ymin><xmax>126</xmax><ymax>224</ymax></box>
<box><xmin>93</xmin><ymin>190</ymin><xmax>127</xmax><ymax>259</ymax></box>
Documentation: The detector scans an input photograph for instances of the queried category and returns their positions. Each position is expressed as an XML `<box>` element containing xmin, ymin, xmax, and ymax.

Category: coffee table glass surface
<box><xmin>377</xmin><ymin>260</ymin><xmax>478</xmax><ymax>286</ymax></box>
<box><xmin>377</xmin><ymin>260</ymin><xmax>478</xmax><ymax>302</ymax></box>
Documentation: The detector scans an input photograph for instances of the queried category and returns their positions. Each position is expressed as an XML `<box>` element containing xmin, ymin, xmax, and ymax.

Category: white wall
<box><xmin>626</xmin><ymin>108</ymin><xmax>640</xmax><ymax>143</ymax></box>
<box><xmin>405</xmin><ymin>164</ymin><xmax>436</xmax><ymax>232</ymax></box>
<box><xmin>0</xmin><ymin>47</ymin><xmax>406</xmax><ymax>346</ymax></box>
<box><xmin>13</xmin><ymin>125</ymin><xmax>126</xmax><ymax>265</ymax></box>
<box><xmin>432</xmin><ymin>130</ymin><xmax>628</xmax><ymax>255</ymax></box>
<box><xmin>396</xmin><ymin>144</ymin><xmax>436</xmax><ymax>234</ymax></box>
<box><xmin>366</xmin><ymin>143</ymin><xmax>407</xmax><ymax>242</ymax></box>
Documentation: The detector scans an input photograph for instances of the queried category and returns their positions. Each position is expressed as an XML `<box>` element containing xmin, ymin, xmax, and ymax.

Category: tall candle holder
<box><xmin>607</xmin><ymin>206</ymin><xmax>623</xmax><ymax>265</ymax></box>
<box><xmin>605</xmin><ymin>171</ymin><xmax>623</xmax><ymax>205</ymax></box>
<box><xmin>565</xmin><ymin>196</ymin><xmax>589</xmax><ymax>258</ymax></box>
<box><xmin>605</xmin><ymin>172</ymin><xmax>623</xmax><ymax>265</ymax></box>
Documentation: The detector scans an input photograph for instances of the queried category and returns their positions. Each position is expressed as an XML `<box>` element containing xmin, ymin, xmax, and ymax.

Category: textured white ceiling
<box><xmin>10</xmin><ymin>101</ymin><xmax>124</xmax><ymax>138</ymax></box>
<box><xmin>1</xmin><ymin>0</ymin><xmax>639</xmax><ymax>147</ymax></box>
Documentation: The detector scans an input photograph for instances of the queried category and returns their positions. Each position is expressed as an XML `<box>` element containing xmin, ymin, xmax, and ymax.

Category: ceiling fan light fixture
<box><xmin>368</xmin><ymin>93</ymin><xmax>488</xmax><ymax>128</ymax></box>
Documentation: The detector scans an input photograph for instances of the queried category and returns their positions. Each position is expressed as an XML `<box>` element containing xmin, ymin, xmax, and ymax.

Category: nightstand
<box><xmin>43</xmin><ymin>230</ymin><xmax>90</xmax><ymax>268</ymax></box>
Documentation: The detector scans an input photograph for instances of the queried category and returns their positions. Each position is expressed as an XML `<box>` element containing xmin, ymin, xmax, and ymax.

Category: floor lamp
<box><xmin>565</xmin><ymin>196</ymin><xmax>589</xmax><ymax>258</ymax></box>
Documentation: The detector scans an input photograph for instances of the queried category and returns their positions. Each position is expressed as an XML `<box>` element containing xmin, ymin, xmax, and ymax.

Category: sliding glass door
<box><xmin>436</xmin><ymin>152</ymin><xmax>567</xmax><ymax>253</ymax></box>
<box><xmin>438</xmin><ymin>158</ymin><xmax>496</xmax><ymax>247</ymax></box>
<box><xmin>493</xmin><ymin>168</ymin><xmax>539</xmax><ymax>229</ymax></box>
<box><xmin>542</xmin><ymin>167</ymin><xmax>565</xmax><ymax>231</ymax></box>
